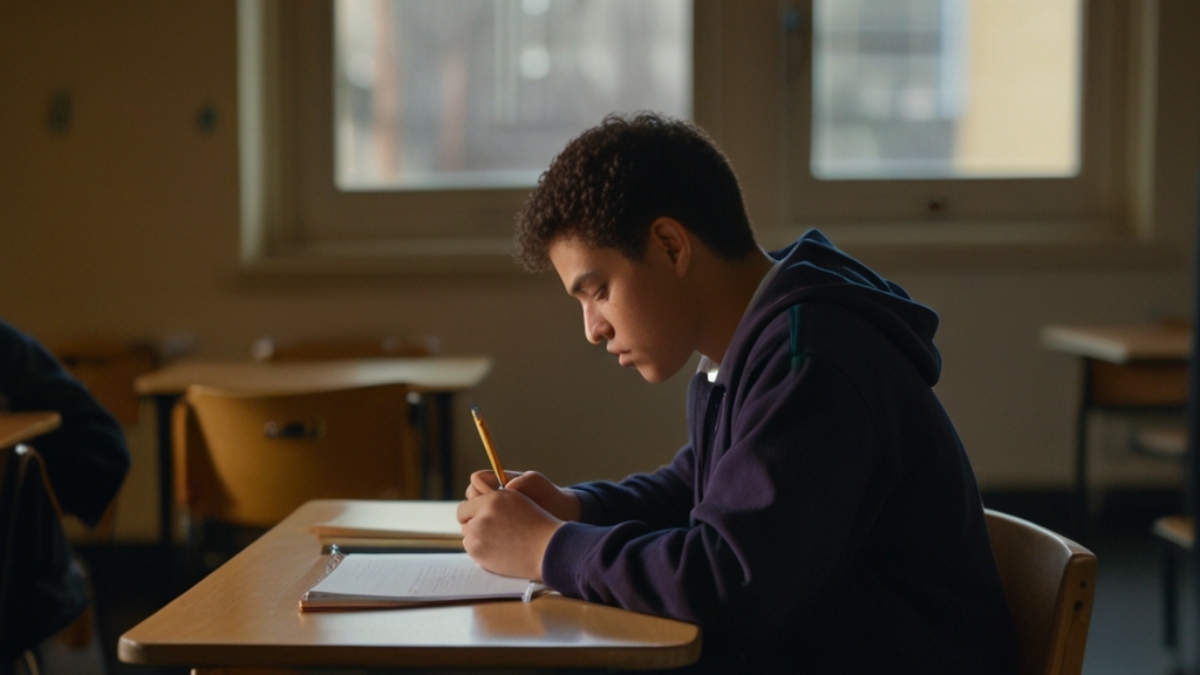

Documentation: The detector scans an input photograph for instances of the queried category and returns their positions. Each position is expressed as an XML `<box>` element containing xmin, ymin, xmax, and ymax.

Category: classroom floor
<box><xmin>1083</xmin><ymin>526</ymin><xmax>1194</xmax><ymax>675</ymax></box>
<box><xmin>75</xmin><ymin>491</ymin><xmax>1196</xmax><ymax>675</ymax></box>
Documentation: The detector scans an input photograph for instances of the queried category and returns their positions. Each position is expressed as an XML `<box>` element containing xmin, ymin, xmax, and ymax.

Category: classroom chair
<box><xmin>251</xmin><ymin>333</ymin><xmax>443</xmax><ymax>497</ymax></box>
<box><xmin>173</xmin><ymin>383</ymin><xmax>421</xmax><ymax>571</ymax></box>
<box><xmin>47</xmin><ymin>337</ymin><xmax>160</xmax><ymax>425</ymax></box>
<box><xmin>0</xmin><ymin>443</ymin><xmax>39</xmax><ymax>673</ymax></box>
<box><xmin>1130</xmin><ymin>426</ymin><xmax>1187</xmax><ymax>461</ymax></box>
<box><xmin>985</xmin><ymin>509</ymin><xmax>1097</xmax><ymax>675</ymax></box>
<box><xmin>0</xmin><ymin>445</ymin><xmax>104</xmax><ymax>675</ymax></box>
<box><xmin>1151</xmin><ymin>513</ymin><xmax>1192</xmax><ymax>652</ymax></box>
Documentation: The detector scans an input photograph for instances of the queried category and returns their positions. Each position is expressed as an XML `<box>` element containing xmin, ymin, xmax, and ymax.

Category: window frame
<box><xmin>238</xmin><ymin>0</ymin><xmax>1198</xmax><ymax>276</ymax></box>
<box><xmin>788</xmin><ymin>0</ymin><xmax>1101</xmax><ymax>222</ymax></box>
<box><xmin>239</xmin><ymin>0</ymin><xmax>717</xmax><ymax>274</ymax></box>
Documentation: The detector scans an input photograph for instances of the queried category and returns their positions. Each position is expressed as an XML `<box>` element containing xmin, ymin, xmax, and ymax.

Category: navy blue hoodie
<box><xmin>542</xmin><ymin>231</ymin><xmax>1017</xmax><ymax>673</ymax></box>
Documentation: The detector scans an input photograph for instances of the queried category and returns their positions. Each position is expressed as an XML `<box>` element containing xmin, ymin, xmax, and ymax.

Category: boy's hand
<box><xmin>464</xmin><ymin>470</ymin><xmax>582</xmax><ymax>522</ymax></box>
<box><xmin>457</xmin><ymin>489</ymin><xmax>564</xmax><ymax>581</ymax></box>
<box><xmin>463</xmin><ymin>469</ymin><xmax>517</xmax><ymax>497</ymax></box>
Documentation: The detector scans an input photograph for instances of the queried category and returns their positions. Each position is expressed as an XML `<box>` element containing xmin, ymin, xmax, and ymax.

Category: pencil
<box><xmin>470</xmin><ymin>404</ymin><xmax>506</xmax><ymax>489</ymax></box>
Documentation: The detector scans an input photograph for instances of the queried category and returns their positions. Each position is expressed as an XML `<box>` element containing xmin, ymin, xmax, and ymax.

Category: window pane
<box><xmin>811</xmin><ymin>0</ymin><xmax>1081</xmax><ymax>180</ymax></box>
<box><xmin>334</xmin><ymin>0</ymin><xmax>692</xmax><ymax>191</ymax></box>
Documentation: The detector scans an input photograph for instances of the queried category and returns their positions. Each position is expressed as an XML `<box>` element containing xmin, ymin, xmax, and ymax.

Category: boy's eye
<box><xmin>594</xmin><ymin>285</ymin><xmax>608</xmax><ymax>300</ymax></box>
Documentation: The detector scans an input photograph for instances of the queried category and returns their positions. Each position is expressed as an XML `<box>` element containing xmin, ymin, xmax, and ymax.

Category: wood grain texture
<box><xmin>135</xmin><ymin>357</ymin><xmax>493</xmax><ymax>396</ymax></box>
<box><xmin>0</xmin><ymin>411</ymin><xmax>61</xmax><ymax>448</ymax></box>
<box><xmin>119</xmin><ymin>500</ymin><xmax>701</xmax><ymax>670</ymax></box>
<box><xmin>1040</xmin><ymin>324</ymin><xmax>1190</xmax><ymax>364</ymax></box>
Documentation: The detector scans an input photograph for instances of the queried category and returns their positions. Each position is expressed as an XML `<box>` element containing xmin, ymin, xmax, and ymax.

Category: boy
<box><xmin>457</xmin><ymin>113</ymin><xmax>1016</xmax><ymax>672</ymax></box>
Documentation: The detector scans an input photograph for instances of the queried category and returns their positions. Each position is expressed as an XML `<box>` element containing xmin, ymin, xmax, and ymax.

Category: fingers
<box><xmin>456</xmin><ymin>496</ymin><xmax>476</xmax><ymax>524</ymax></box>
<box><xmin>465</xmin><ymin>470</ymin><xmax>501</xmax><ymax>499</ymax></box>
<box><xmin>504</xmin><ymin>470</ymin><xmax>543</xmax><ymax>491</ymax></box>
<box><xmin>499</xmin><ymin>472</ymin><xmax>580</xmax><ymax>522</ymax></box>
<box><xmin>465</xmin><ymin>469</ymin><xmax>530</xmax><ymax>499</ymax></box>
<box><xmin>457</xmin><ymin>489</ymin><xmax>562</xmax><ymax>581</ymax></box>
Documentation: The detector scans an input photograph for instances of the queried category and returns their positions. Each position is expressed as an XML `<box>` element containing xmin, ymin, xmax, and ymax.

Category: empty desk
<box><xmin>1040</xmin><ymin>323</ymin><xmax>1190</xmax><ymax>536</ymax></box>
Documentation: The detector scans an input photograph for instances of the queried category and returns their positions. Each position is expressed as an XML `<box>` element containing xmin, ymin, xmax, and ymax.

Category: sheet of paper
<box><xmin>309</xmin><ymin>553</ymin><xmax>532</xmax><ymax>601</ymax></box>
<box><xmin>309</xmin><ymin>501</ymin><xmax>462</xmax><ymax>540</ymax></box>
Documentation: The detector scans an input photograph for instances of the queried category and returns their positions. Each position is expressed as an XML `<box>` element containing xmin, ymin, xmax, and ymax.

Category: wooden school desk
<box><xmin>118</xmin><ymin>499</ymin><xmax>702</xmax><ymax>672</ymax></box>
<box><xmin>1040</xmin><ymin>324</ymin><xmax>1191</xmax><ymax>536</ymax></box>
<box><xmin>134</xmin><ymin>356</ymin><xmax>493</xmax><ymax>547</ymax></box>
<box><xmin>0</xmin><ymin>411</ymin><xmax>62</xmax><ymax>448</ymax></box>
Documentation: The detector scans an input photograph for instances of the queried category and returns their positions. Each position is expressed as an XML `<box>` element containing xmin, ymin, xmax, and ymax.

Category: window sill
<box><xmin>241</xmin><ymin>237</ymin><xmax>524</xmax><ymax>278</ymax></box>
<box><xmin>240</xmin><ymin>220</ymin><xmax>1188</xmax><ymax>281</ymax></box>
<box><xmin>760</xmin><ymin>220</ymin><xmax>1188</xmax><ymax>273</ymax></box>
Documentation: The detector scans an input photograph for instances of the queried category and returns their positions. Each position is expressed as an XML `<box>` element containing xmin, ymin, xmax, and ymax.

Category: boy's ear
<box><xmin>649</xmin><ymin>217</ymin><xmax>691</xmax><ymax>276</ymax></box>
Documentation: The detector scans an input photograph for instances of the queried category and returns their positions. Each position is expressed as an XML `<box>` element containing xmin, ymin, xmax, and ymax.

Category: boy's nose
<box><xmin>584</xmin><ymin>307</ymin><xmax>613</xmax><ymax>345</ymax></box>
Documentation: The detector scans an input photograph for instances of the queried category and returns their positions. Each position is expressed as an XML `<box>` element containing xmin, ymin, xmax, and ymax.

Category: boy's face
<box><xmin>549</xmin><ymin>234</ymin><xmax>698</xmax><ymax>384</ymax></box>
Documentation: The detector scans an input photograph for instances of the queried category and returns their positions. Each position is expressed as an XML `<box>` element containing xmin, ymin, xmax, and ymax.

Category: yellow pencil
<box><xmin>470</xmin><ymin>404</ymin><xmax>506</xmax><ymax>489</ymax></box>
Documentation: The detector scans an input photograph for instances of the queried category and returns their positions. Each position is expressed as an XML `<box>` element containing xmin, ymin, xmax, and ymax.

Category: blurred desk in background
<box><xmin>134</xmin><ymin>357</ymin><xmax>493</xmax><ymax>547</ymax></box>
<box><xmin>1040</xmin><ymin>324</ymin><xmax>1190</xmax><ymax>537</ymax></box>
<box><xmin>0</xmin><ymin>411</ymin><xmax>62</xmax><ymax>449</ymax></box>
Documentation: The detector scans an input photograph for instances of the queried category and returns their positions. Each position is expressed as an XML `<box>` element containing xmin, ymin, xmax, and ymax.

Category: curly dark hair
<box><xmin>513</xmin><ymin>112</ymin><xmax>757</xmax><ymax>272</ymax></box>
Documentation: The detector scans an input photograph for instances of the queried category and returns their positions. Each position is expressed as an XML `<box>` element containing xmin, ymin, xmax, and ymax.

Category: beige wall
<box><xmin>1</xmin><ymin>1</ymin><xmax>1195</xmax><ymax>541</ymax></box>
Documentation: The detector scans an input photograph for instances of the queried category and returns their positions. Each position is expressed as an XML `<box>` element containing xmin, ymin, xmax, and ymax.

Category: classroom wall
<box><xmin>1</xmin><ymin>1</ymin><xmax>1195</xmax><ymax>541</ymax></box>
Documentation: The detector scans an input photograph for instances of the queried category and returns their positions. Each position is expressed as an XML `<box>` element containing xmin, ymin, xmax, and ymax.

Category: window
<box><xmin>239</xmin><ymin>0</ymin><xmax>1188</xmax><ymax>273</ymax></box>
<box><xmin>783</xmin><ymin>0</ymin><xmax>1128</xmax><ymax>232</ymax></box>
<box><xmin>333</xmin><ymin>0</ymin><xmax>691</xmax><ymax>191</ymax></box>
<box><xmin>810</xmin><ymin>0</ymin><xmax>1081</xmax><ymax>180</ymax></box>
<box><xmin>239</xmin><ymin>0</ymin><xmax>695</xmax><ymax>271</ymax></box>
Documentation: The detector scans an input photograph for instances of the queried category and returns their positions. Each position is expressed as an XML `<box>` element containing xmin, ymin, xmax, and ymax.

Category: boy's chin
<box><xmin>636</xmin><ymin>363</ymin><xmax>681</xmax><ymax>384</ymax></box>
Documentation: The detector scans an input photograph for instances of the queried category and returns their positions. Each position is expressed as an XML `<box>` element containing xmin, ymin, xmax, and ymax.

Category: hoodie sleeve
<box><xmin>542</xmin><ymin>312</ymin><xmax>884</xmax><ymax>645</ymax></box>
<box><xmin>0</xmin><ymin>321</ymin><xmax>131</xmax><ymax>527</ymax></box>
<box><xmin>568</xmin><ymin>443</ymin><xmax>696</xmax><ymax>529</ymax></box>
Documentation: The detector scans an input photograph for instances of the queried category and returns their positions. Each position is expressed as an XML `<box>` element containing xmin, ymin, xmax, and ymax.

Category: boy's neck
<box><xmin>695</xmin><ymin>248</ymin><xmax>776</xmax><ymax>366</ymax></box>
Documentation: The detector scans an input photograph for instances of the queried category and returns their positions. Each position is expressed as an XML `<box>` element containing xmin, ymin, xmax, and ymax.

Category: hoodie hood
<box><xmin>747</xmin><ymin>229</ymin><xmax>943</xmax><ymax>385</ymax></box>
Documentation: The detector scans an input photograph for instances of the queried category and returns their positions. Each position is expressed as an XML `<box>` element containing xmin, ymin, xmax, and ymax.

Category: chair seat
<box><xmin>1153</xmin><ymin>514</ymin><xmax>1193</xmax><ymax>549</ymax></box>
<box><xmin>1132</xmin><ymin>428</ymin><xmax>1187</xmax><ymax>461</ymax></box>
<box><xmin>984</xmin><ymin>509</ymin><xmax>1097</xmax><ymax>675</ymax></box>
<box><xmin>1152</xmin><ymin>514</ymin><xmax>1194</xmax><ymax>650</ymax></box>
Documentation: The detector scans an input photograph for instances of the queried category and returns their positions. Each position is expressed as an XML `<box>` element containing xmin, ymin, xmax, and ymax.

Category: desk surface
<box><xmin>134</xmin><ymin>356</ymin><xmax>493</xmax><ymax>396</ymax></box>
<box><xmin>0</xmin><ymin>411</ymin><xmax>62</xmax><ymax>448</ymax></box>
<box><xmin>1040</xmin><ymin>324</ymin><xmax>1191</xmax><ymax>364</ymax></box>
<box><xmin>119</xmin><ymin>500</ymin><xmax>702</xmax><ymax>670</ymax></box>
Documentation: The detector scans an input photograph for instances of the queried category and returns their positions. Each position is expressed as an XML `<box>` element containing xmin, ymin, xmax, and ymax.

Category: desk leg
<box><xmin>152</xmin><ymin>395</ymin><xmax>178</xmax><ymax>553</ymax></box>
<box><xmin>1072</xmin><ymin>361</ymin><xmax>1094</xmax><ymax>541</ymax></box>
<box><xmin>434</xmin><ymin>392</ymin><xmax>455</xmax><ymax>499</ymax></box>
<box><xmin>412</xmin><ymin>395</ymin><xmax>431</xmax><ymax>500</ymax></box>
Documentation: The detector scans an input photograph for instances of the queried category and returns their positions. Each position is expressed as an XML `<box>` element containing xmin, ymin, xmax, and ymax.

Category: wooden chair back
<box><xmin>48</xmin><ymin>337</ymin><xmax>159</xmax><ymax>425</ymax></box>
<box><xmin>0</xmin><ymin>444</ymin><xmax>35</xmax><ymax>642</ymax></box>
<box><xmin>0</xmin><ymin>444</ymin><xmax>72</xmax><ymax>664</ymax></box>
<box><xmin>174</xmin><ymin>383</ymin><xmax>420</xmax><ymax>528</ymax></box>
<box><xmin>985</xmin><ymin>509</ymin><xmax>1097</xmax><ymax>675</ymax></box>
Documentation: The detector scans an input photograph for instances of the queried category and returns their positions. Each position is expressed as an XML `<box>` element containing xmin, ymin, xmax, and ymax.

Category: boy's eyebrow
<box><xmin>568</xmin><ymin>271</ymin><xmax>601</xmax><ymax>296</ymax></box>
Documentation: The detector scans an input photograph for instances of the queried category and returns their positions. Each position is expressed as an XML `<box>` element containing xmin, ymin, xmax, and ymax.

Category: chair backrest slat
<box><xmin>174</xmin><ymin>383</ymin><xmax>420</xmax><ymax>528</ymax></box>
<box><xmin>985</xmin><ymin>509</ymin><xmax>1097</xmax><ymax>675</ymax></box>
